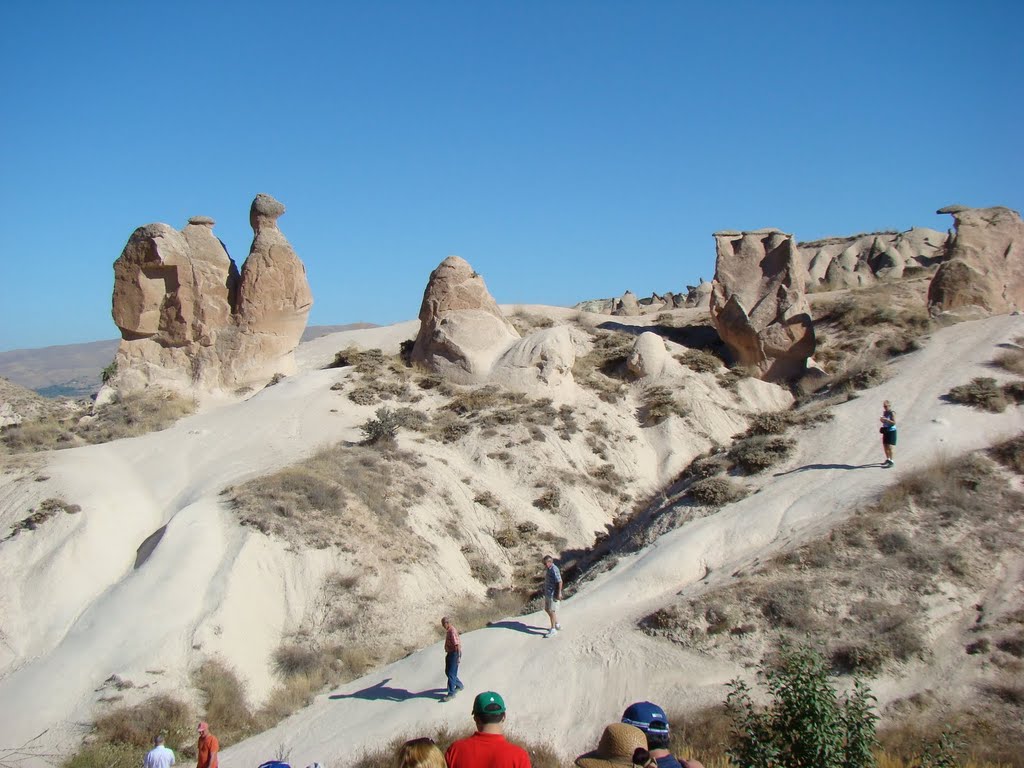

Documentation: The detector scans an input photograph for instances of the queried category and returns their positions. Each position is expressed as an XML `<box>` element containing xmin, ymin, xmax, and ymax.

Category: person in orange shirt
<box><xmin>197</xmin><ymin>722</ymin><xmax>219</xmax><ymax>768</ymax></box>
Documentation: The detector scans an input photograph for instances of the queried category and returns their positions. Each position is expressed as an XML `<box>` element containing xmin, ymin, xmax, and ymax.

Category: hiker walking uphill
<box><xmin>879</xmin><ymin>400</ymin><xmax>897</xmax><ymax>467</ymax></box>
<box><xmin>440</xmin><ymin>616</ymin><xmax>464</xmax><ymax>702</ymax></box>
<box><xmin>542</xmin><ymin>555</ymin><xmax>562</xmax><ymax>637</ymax></box>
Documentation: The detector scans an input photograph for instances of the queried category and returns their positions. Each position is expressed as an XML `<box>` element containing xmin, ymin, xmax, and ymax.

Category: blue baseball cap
<box><xmin>622</xmin><ymin>701</ymin><xmax>670</xmax><ymax>735</ymax></box>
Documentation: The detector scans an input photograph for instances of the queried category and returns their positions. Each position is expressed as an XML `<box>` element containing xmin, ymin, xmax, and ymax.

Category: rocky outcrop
<box><xmin>801</xmin><ymin>228</ymin><xmax>947</xmax><ymax>289</ymax></box>
<box><xmin>684</xmin><ymin>280</ymin><xmax>712</xmax><ymax>308</ymax></box>
<box><xmin>710</xmin><ymin>229</ymin><xmax>815</xmax><ymax>381</ymax></box>
<box><xmin>491</xmin><ymin>326</ymin><xmax>591</xmax><ymax>391</ymax></box>
<box><xmin>928</xmin><ymin>206</ymin><xmax>1024</xmax><ymax>317</ymax></box>
<box><xmin>111</xmin><ymin>194</ymin><xmax>312</xmax><ymax>394</ymax></box>
<box><xmin>612</xmin><ymin>290</ymin><xmax>641</xmax><ymax>316</ymax></box>
<box><xmin>410</xmin><ymin>256</ymin><xmax>519</xmax><ymax>383</ymax></box>
<box><xmin>576</xmin><ymin>291</ymin><xmax>685</xmax><ymax>315</ymax></box>
<box><xmin>626</xmin><ymin>332</ymin><xmax>669</xmax><ymax>378</ymax></box>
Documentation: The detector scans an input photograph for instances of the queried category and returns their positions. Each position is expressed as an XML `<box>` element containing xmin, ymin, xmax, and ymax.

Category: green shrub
<box><xmin>726</xmin><ymin>643</ymin><xmax>878</xmax><ymax>768</ymax></box>
<box><xmin>360</xmin><ymin>407</ymin><xmax>401</xmax><ymax>444</ymax></box>
<box><xmin>100</xmin><ymin>361</ymin><xmax>118</xmax><ymax>384</ymax></box>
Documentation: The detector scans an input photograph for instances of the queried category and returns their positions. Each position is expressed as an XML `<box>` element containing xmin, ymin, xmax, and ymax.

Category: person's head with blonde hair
<box><xmin>394</xmin><ymin>737</ymin><xmax>445</xmax><ymax>768</ymax></box>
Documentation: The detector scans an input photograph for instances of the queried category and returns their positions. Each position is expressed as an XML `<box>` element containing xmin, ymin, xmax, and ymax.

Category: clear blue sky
<box><xmin>1</xmin><ymin>0</ymin><xmax>1021</xmax><ymax>352</ymax></box>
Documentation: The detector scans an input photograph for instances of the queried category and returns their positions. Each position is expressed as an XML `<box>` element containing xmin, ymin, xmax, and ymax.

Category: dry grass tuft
<box><xmin>946</xmin><ymin>377</ymin><xmax>1009</xmax><ymax>413</ymax></box>
<box><xmin>728</xmin><ymin>435</ymin><xmax>795</xmax><ymax>474</ymax></box>
<box><xmin>2</xmin><ymin>390</ymin><xmax>194</xmax><ymax>453</ymax></box>
<box><xmin>639</xmin><ymin>384</ymin><xmax>688</xmax><ymax>427</ymax></box>
<box><xmin>227</xmin><ymin>442</ymin><xmax>428</xmax><ymax>549</ymax></box>
<box><xmin>992</xmin><ymin>340</ymin><xmax>1024</xmax><ymax>376</ymax></box>
<box><xmin>644</xmin><ymin>451</ymin><xmax>1024</xmax><ymax>685</ymax></box>
<box><xmin>572</xmin><ymin>331</ymin><xmax>633</xmax><ymax>402</ymax></box>
<box><xmin>989</xmin><ymin>433</ymin><xmax>1024</xmax><ymax>475</ymax></box>
<box><xmin>688</xmin><ymin>477</ymin><xmax>747</xmax><ymax>506</ymax></box>
<box><xmin>677</xmin><ymin>349</ymin><xmax>723</xmax><ymax>373</ymax></box>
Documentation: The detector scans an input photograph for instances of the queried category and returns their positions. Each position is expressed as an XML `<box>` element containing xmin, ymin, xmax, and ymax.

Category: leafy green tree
<box><xmin>726</xmin><ymin>643</ymin><xmax>878</xmax><ymax>768</ymax></box>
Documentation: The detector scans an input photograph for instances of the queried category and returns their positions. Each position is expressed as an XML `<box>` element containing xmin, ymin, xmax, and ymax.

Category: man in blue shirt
<box><xmin>542</xmin><ymin>555</ymin><xmax>562</xmax><ymax>638</ymax></box>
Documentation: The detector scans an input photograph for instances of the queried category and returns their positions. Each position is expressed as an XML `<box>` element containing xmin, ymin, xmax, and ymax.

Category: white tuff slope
<box><xmin>223</xmin><ymin>315</ymin><xmax>1024</xmax><ymax>765</ymax></box>
<box><xmin>0</xmin><ymin>313</ymin><xmax>1020</xmax><ymax>765</ymax></box>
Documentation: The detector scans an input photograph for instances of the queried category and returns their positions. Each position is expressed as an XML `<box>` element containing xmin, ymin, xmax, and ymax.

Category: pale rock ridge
<box><xmin>410</xmin><ymin>256</ymin><xmax>520</xmax><ymax>383</ymax></box>
<box><xmin>575</xmin><ymin>291</ymin><xmax>685</xmax><ymax>315</ymax></box>
<box><xmin>928</xmin><ymin>205</ymin><xmax>1024</xmax><ymax>317</ymax></box>
<box><xmin>709</xmin><ymin>228</ymin><xmax>815</xmax><ymax>381</ymax></box>
<box><xmin>111</xmin><ymin>194</ymin><xmax>312</xmax><ymax>394</ymax></box>
<box><xmin>801</xmin><ymin>228</ymin><xmax>947</xmax><ymax>289</ymax></box>
<box><xmin>490</xmin><ymin>326</ymin><xmax>592</xmax><ymax>391</ymax></box>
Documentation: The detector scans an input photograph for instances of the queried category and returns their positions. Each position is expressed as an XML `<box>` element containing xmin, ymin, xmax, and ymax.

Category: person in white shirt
<box><xmin>143</xmin><ymin>734</ymin><xmax>175</xmax><ymax>768</ymax></box>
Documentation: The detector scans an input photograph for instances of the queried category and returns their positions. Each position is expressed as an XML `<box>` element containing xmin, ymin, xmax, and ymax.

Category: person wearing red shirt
<box><xmin>445</xmin><ymin>691</ymin><xmax>531</xmax><ymax>768</ymax></box>
<box><xmin>196</xmin><ymin>722</ymin><xmax>219</xmax><ymax>768</ymax></box>
<box><xmin>440</xmin><ymin>616</ymin><xmax>464</xmax><ymax>703</ymax></box>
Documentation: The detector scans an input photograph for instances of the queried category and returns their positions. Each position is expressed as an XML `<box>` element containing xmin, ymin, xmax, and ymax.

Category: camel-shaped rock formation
<box><xmin>111</xmin><ymin>193</ymin><xmax>312</xmax><ymax>394</ymax></box>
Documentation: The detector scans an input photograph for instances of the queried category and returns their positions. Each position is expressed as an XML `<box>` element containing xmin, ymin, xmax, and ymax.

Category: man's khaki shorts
<box><xmin>544</xmin><ymin>596</ymin><xmax>560</xmax><ymax>613</ymax></box>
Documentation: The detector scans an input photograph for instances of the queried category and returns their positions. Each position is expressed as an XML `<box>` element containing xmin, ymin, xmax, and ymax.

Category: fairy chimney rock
<box><xmin>928</xmin><ymin>205</ymin><xmax>1024</xmax><ymax>317</ymax></box>
<box><xmin>110</xmin><ymin>194</ymin><xmax>312</xmax><ymax>394</ymax></box>
<box><xmin>411</xmin><ymin>256</ymin><xmax>519</xmax><ymax>382</ymax></box>
<box><xmin>709</xmin><ymin>228</ymin><xmax>815</xmax><ymax>381</ymax></box>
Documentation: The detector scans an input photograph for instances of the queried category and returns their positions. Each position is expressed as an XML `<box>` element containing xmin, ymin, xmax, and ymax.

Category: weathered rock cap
<box><xmin>250</xmin><ymin>193</ymin><xmax>286</xmax><ymax>230</ymax></box>
<box><xmin>188</xmin><ymin>216</ymin><xmax>216</xmax><ymax>227</ymax></box>
<box><xmin>937</xmin><ymin>205</ymin><xmax>970</xmax><ymax>215</ymax></box>
<box><xmin>714</xmin><ymin>228</ymin><xmax>792</xmax><ymax>238</ymax></box>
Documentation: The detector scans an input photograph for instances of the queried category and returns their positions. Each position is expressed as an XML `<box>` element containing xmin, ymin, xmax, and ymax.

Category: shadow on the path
<box><xmin>329</xmin><ymin>677</ymin><xmax>447</xmax><ymax>702</ymax></box>
<box><xmin>774</xmin><ymin>462</ymin><xmax>882</xmax><ymax>477</ymax></box>
<box><xmin>484</xmin><ymin>620</ymin><xmax>548</xmax><ymax>636</ymax></box>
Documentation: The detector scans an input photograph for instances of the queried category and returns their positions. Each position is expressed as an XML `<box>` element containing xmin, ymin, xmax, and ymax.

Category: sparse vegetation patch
<box><xmin>642</xmin><ymin>452</ymin><xmax>1024</xmax><ymax>692</ymax></box>
<box><xmin>1</xmin><ymin>390</ymin><xmax>195</xmax><ymax>454</ymax></box>
<box><xmin>227</xmin><ymin>442</ymin><xmax>428</xmax><ymax>550</ymax></box>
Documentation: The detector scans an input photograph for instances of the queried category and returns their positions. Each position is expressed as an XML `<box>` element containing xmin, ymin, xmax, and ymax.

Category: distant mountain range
<box><xmin>0</xmin><ymin>324</ymin><xmax>378</xmax><ymax>398</ymax></box>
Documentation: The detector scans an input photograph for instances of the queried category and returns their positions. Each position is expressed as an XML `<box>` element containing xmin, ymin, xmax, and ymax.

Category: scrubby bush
<box><xmin>726</xmin><ymin>643</ymin><xmax>878</xmax><ymax>768</ymax></box>
<box><xmin>678</xmin><ymin>349</ymin><xmax>722</xmax><ymax>373</ymax></box>
<box><xmin>101</xmin><ymin>361</ymin><xmax>118</xmax><ymax>384</ymax></box>
<box><xmin>945</xmin><ymin>377</ymin><xmax>1008</xmax><ymax>413</ymax></box>
<box><xmin>639</xmin><ymin>385</ymin><xmax>687</xmax><ymax>426</ymax></box>
<box><xmin>689</xmin><ymin>477</ymin><xmax>746</xmax><ymax>506</ymax></box>
<box><xmin>989</xmin><ymin>433</ymin><xmax>1024</xmax><ymax>475</ymax></box>
<box><xmin>533</xmin><ymin>488</ymin><xmax>562</xmax><ymax>511</ymax></box>
<box><xmin>729</xmin><ymin>435</ymin><xmax>795</xmax><ymax>474</ymax></box>
<box><xmin>360</xmin><ymin>407</ymin><xmax>401</xmax><ymax>444</ymax></box>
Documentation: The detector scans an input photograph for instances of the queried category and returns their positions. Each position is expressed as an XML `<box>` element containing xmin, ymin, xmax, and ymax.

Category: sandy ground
<box><xmin>0</xmin><ymin>312</ymin><xmax>1021</xmax><ymax>766</ymax></box>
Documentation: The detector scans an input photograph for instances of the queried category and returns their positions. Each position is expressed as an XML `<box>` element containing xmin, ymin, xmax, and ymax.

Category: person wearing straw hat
<box><xmin>575</xmin><ymin>723</ymin><xmax>651</xmax><ymax>768</ymax></box>
<box><xmin>621</xmin><ymin>702</ymin><xmax>705</xmax><ymax>768</ymax></box>
<box><xmin>445</xmin><ymin>691</ymin><xmax>530</xmax><ymax>768</ymax></box>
